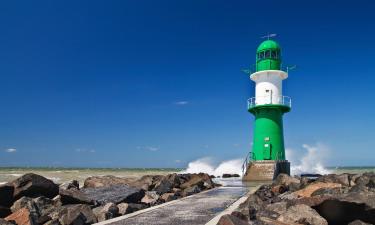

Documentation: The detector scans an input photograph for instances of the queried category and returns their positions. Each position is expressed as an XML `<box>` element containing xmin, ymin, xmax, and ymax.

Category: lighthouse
<box><xmin>242</xmin><ymin>38</ymin><xmax>291</xmax><ymax>181</ymax></box>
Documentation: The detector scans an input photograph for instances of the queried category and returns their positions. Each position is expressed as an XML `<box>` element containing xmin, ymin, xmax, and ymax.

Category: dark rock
<box><xmin>0</xmin><ymin>184</ymin><xmax>14</xmax><ymax>207</ymax></box>
<box><xmin>10</xmin><ymin>197</ymin><xmax>33</xmax><ymax>213</ymax></box>
<box><xmin>355</xmin><ymin>175</ymin><xmax>370</xmax><ymax>186</ymax></box>
<box><xmin>312</xmin><ymin>192</ymin><xmax>375</xmax><ymax>225</ymax></box>
<box><xmin>287</xmin><ymin>182</ymin><xmax>301</xmax><ymax>192</ymax></box>
<box><xmin>182</xmin><ymin>185</ymin><xmax>201</xmax><ymax>196</ymax></box>
<box><xmin>230</xmin><ymin>211</ymin><xmax>248</xmax><ymax>221</ymax></box>
<box><xmin>59</xmin><ymin>181</ymin><xmax>79</xmax><ymax>191</ymax></box>
<box><xmin>10</xmin><ymin>196</ymin><xmax>55</xmax><ymax>220</ymax></box>
<box><xmin>36</xmin><ymin>214</ymin><xmax>51</xmax><ymax>224</ymax></box>
<box><xmin>254</xmin><ymin>185</ymin><xmax>278</xmax><ymax>204</ymax></box>
<box><xmin>366</xmin><ymin>176</ymin><xmax>375</xmax><ymax>190</ymax></box>
<box><xmin>129</xmin><ymin>175</ymin><xmax>163</xmax><ymax>191</ymax></box>
<box><xmin>93</xmin><ymin>203</ymin><xmax>119</xmax><ymax>222</ymax></box>
<box><xmin>350</xmin><ymin>184</ymin><xmax>369</xmax><ymax>193</ymax></box>
<box><xmin>83</xmin><ymin>175</ymin><xmax>136</xmax><ymax>188</ymax></box>
<box><xmin>236</xmin><ymin>193</ymin><xmax>264</xmax><ymax>221</ymax></box>
<box><xmin>10</xmin><ymin>173</ymin><xmax>59</xmax><ymax>200</ymax></box>
<box><xmin>273</xmin><ymin>174</ymin><xmax>300</xmax><ymax>187</ymax></box>
<box><xmin>317</xmin><ymin>173</ymin><xmax>350</xmax><ymax>186</ymax></box>
<box><xmin>32</xmin><ymin>196</ymin><xmax>55</xmax><ymax>216</ymax></box>
<box><xmin>81</xmin><ymin>184</ymin><xmax>144</xmax><ymax>205</ymax></box>
<box><xmin>278</xmin><ymin>191</ymin><xmax>298</xmax><ymax>201</ymax></box>
<box><xmin>256</xmin><ymin>209</ymin><xmax>280</xmax><ymax>221</ymax></box>
<box><xmin>264</xmin><ymin>201</ymin><xmax>287</xmax><ymax>214</ymax></box>
<box><xmin>179</xmin><ymin>173</ymin><xmax>215</xmax><ymax>190</ymax></box>
<box><xmin>270</xmin><ymin>185</ymin><xmax>287</xmax><ymax>195</ymax></box>
<box><xmin>56</xmin><ymin>204</ymin><xmax>97</xmax><ymax>225</ymax></box>
<box><xmin>277</xmin><ymin>204</ymin><xmax>328</xmax><ymax>225</ymax></box>
<box><xmin>0</xmin><ymin>218</ymin><xmax>15</xmax><ymax>225</ymax></box>
<box><xmin>348</xmin><ymin>220</ymin><xmax>372</xmax><ymax>225</ymax></box>
<box><xmin>222</xmin><ymin>174</ymin><xmax>240</xmax><ymax>178</ymax></box>
<box><xmin>152</xmin><ymin>174</ymin><xmax>180</xmax><ymax>195</ymax></box>
<box><xmin>59</xmin><ymin>189</ymin><xmax>94</xmax><ymax>205</ymax></box>
<box><xmin>5</xmin><ymin>207</ymin><xmax>39</xmax><ymax>225</ymax></box>
<box><xmin>216</xmin><ymin>214</ymin><xmax>249</xmax><ymax>225</ymax></box>
<box><xmin>0</xmin><ymin>206</ymin><xmax>11</xmax><ymax>218</ymax></box>
<box><xmin>119</xmin><ymin>203</ymin><xmax>146</xmax><ymax>214</ymax></box>
<box><xmin>301</xmin><ymin>173</ymin><xmax>322</xmax><ymax>178</ymax></box>
<box><xmin>43</xmin><ymin>219</ymin><xmax>61</xmax><ymax>225</ymax></box>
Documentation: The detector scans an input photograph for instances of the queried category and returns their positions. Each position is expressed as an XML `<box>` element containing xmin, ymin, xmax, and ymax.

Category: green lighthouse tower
<box><xmin>242</xmin><ymin>39</ymin><xmax>291</xmax><ymax>181</ymax></box>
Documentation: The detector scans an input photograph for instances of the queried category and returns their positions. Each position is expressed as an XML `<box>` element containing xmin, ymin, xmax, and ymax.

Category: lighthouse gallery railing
<box><xmin>247</xmin><ymin>96</ymin><xmax>291</xmax><ymax>109</ymax></box>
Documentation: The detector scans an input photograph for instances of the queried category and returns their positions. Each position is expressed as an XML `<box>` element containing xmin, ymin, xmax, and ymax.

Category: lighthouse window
<box><xmin>271</xmin><ymin>50</ymin><xmax>277</xmax><ymax>59</ymax></box>
<box><xmin>258</xmin><ymin>51</ymin><xmax>265</xmax><ymax>60</ymax></box>
<box><xmin>265</xmin><ymin>50</ymin><xmax>271</xmax><ymax>58</ymax></box>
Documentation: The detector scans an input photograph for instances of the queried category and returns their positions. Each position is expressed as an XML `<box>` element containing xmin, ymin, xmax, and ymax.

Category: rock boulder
<box><xmin>5</xmin><ymin>207</ymin><xmax>39</xmax><ymax>225</ymax></box>
<box><xmin>0</xmin><ymin>206</ymin><xmax>11</xmax><ymax>218</ymax></box>
<box><xmin>0</xmin><ymin>184</ymin><xmax>14</xmax><ymax>207</ymax></box>
<box><xmin>56</xmin><ymin>204</ymin><xmax>97</xmax><ymax>225</ymax></box>
<box><xmin>10</xmin><ymin>174</ymin><xmax>59</xmax><ymax>200</ymax></box>
<box><xmin>93</xmin><ymin>203</ymin><xmax>119</xmax><ymax>222</ymax></box>
<box><xmin>81</xmin><ymin>184</ymin><xmax>144</xmax><ymax>205</ymax></box>
<box><xmin>83</xmin><ymin>176</ymin><xmax>135</xmax><ymax>188</ymax></box>
<box><xmin>277</xmin><ymin>204</ymin><xmax>328</xmax><ymax>225</ymax></box>
<box><xmin>59</xmin><ymin>189</ymin><xmax>94</xmax><ymax>205</ymax></box>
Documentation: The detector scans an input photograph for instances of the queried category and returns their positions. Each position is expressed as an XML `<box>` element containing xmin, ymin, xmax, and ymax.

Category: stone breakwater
<box><xmin>0</xmin><ymin>172</ymin><xmax>218</xmax><ymax>225</ymax></box>
<box><xmin>216</xmin><ymin>173</ymin><xmax>375</xmax><ymax>225</ymax></box>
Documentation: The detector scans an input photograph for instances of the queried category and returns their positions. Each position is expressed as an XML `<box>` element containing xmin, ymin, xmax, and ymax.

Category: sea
<box><xmin>0</xmin><ymin>166</ymin><xmax>374</xmax><ymax>185</ymax></box>
<box><xmin>0</xmin><ymin>167</ymin><xmax>181</xmax><ymax>185</ymax></box>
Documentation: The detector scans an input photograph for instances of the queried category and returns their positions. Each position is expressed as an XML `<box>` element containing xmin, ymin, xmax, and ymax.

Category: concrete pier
<box><xmin>94</xmin><ymin>179</ymin><xmax>259</xmax><ymax>225</ymax></box>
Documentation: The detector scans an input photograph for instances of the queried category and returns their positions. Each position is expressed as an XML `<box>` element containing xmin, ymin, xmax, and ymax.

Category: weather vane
<box><xmin>261</xmin><ymin>33</ymin><xmax>277</xmax><ymax>40</ymax></box>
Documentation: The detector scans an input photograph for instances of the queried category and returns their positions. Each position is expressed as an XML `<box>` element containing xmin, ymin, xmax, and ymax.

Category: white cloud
<box><xmin>174</xmin><ymin>101</ymin><xmax>189</xmax><ymax>105</ymax></box>
<box><xmin>146</xmin><ymin>146</ymin><xmax>159</xmax><ymax>152</ymax></box>
<box><xmin>137</xmin><ymin>146</ymin><xmax>160</xmax><ymax>152</ymax></box>
<box><xmin>5</xmin><ymin>148</ymin><xmax>16</xmax><ymax>153</ymax></box>
<box><xmin>175</xmin><ymin>159</ymin><xmax>181</xmax><ymax>163</ymax></box>
<box><xmin>75</xmin><ymin>148</ymin><xmax>95</xmax><ymax>153</ymax></box>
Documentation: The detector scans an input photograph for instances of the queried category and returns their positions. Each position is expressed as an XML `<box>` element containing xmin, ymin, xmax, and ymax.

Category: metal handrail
<box><xmin>241</xmin><ymin>152</ymin><xmax>254</xmax><ymax>176</ymax></box>
<box><xmin>248</xmin><ymin>95</ymin><xmax>291</xmax><ymax>109</ymax></box>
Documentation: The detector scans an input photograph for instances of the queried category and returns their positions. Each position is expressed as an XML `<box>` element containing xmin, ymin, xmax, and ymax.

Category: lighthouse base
<box><xmin>242</xmin><ymin>160</ymin><xmax>290</xmax><ymax>181</ymax></box>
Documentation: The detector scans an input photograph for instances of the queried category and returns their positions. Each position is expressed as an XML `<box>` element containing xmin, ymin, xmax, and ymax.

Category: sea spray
<box><xmin>287</xmin><ymin>143</ymin><xmax>332</xmax><ymax>175</ymax></box>
<box><xmin>182</xmin><ymin>157</ymin><xmax>243</xmax><ymax>177</ymax></box>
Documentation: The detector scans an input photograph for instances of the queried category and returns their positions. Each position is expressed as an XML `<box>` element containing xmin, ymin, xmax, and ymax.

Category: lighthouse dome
<box><xmin>256</xmin><ymin>39</ymin><xmax>281</xmax><ymax>72</ymax></box>
<box><xmin>256</xmin><ymin>40</ymin><xmax>280</xmax><ymax>53</ymax></box>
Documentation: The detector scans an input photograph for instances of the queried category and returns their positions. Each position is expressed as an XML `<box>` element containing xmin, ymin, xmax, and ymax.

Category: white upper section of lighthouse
<box><xmin>250</xmin><ymin>70</ymin><xmax>288</xmax><ymax>105</ymax></box>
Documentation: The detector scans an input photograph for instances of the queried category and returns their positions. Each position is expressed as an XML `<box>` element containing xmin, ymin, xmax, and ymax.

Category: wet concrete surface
<box><xmin>98</xmin><ymin>179</ymin><xmax>260</xmax><ymax>225</ymax></box>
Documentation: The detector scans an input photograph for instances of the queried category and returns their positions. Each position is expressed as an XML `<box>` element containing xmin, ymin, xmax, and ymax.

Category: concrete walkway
<box><xmin>96</xmin><ymin>179</ymin><xmax>259</xmax><ymax>225</ymax></box>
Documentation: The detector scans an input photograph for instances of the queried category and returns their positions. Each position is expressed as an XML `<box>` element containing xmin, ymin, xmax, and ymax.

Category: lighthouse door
<box><xmin>265</xmin><ymin>89</ymin><xmax>272</xmax><ymax>104</ymax></box>
<box><xmin>263</xmin><ymin>143</ymin><xmax>272</xmax><ymax>160</ymax></box>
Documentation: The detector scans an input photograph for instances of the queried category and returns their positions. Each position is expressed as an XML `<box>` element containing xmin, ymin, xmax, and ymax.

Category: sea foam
<box><xmin>181</xmin><ymin>157</ymin><xmax>243</xmax><ymax>177</ymax></box>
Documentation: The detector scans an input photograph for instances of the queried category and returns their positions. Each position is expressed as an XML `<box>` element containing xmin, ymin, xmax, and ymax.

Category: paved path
<box><xmin>96</xmin><ymin>179</ymin><xmax>259</xmax><ymax>225</ymax></box>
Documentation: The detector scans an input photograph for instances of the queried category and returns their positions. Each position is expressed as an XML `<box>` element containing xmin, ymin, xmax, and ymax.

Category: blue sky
<box><xmin>0</xmin><ymin>0</ymin><xmax>374</xmax><ymax>168</ymax></box>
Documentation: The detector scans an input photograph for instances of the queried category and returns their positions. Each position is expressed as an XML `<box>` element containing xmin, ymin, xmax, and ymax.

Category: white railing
<box><xmin>248</xmin><ymin>96</ymin><xmax>291</xmax><ymax>109</ymax></box>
